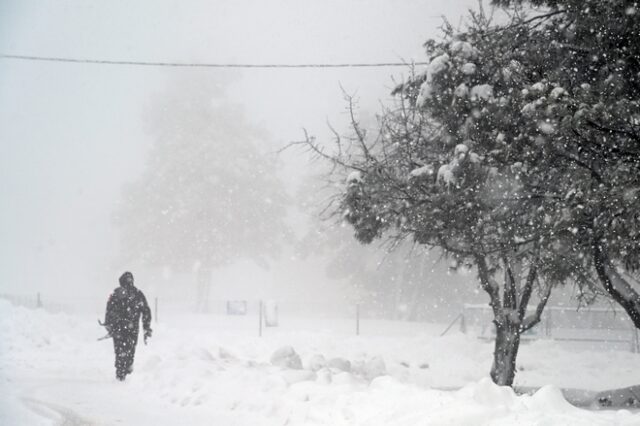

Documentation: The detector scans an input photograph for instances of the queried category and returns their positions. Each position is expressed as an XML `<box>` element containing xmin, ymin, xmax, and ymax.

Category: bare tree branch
<box><xmin>326</xmin><ymin>119</ymin><xmax>343</xmax><ymax>158</ymax></box>
<box><xmin>521</xmin><ymin>278</ymin><xmax>551</xmax><ymax>332</ymax></box>
<box><xmin>341</xmin><ymin>86</ymin><xmax>373</xmax><ymax>161</ymax></box>
<box><xmin>280</xmin><ymin>130</ymin><xmax>367</xmax><ymax>173</ymax></box>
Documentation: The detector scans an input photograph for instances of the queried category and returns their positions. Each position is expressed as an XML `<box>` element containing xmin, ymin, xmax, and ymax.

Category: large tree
<box><xmin>300</xmin><ymin>0</ymin><xmax>640</xmax><ymax>389</ymax></box>
<box><xmin>116</xmin><ymin>75</ymin><xmax>289</xmax><ymax>311</ymax></box>
<box><xmin>300</xmin><ymin>42</ymin><xmax>564</xmax><ymax>387</ymax></box>
<box><xmin>300</xmin><ymin>2</ymin><xmax>640</xmax><ymax>384</ymax></box>
<box><xmin>486</xmin><ymin>0</ymin><xmax>640</xmax><ymax>328</ymax></box>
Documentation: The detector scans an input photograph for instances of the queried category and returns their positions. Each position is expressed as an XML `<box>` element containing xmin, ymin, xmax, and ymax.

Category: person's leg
<box><xmin>113</xmin><ymin>336</ymin><xmax>127</xmax><ymax>381</ymax></box>
<box><xmin>123</xmin><ymin>333</ymin><xmax>138</xmax><ymax>377</ymax></box>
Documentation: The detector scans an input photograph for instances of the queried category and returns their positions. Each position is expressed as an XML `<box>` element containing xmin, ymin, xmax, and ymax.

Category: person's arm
<box><xmin>138</xmin><ymin>291</ymin><xmax>153</xmax><ymax>339</ymax></box>
<box><xmin>104</xmin><ymin>293</ymin><xmax>116</xmax><ymax>334</ymax></box>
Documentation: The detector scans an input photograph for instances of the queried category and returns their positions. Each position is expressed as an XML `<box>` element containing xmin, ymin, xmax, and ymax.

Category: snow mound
<box><xmin>306</xmin><ymin>354</ymin><xmax>327</xmax><ymax>372</ymax></box>
<box><xmin>280</xmin><ymin>369</ymin><xmax>316</xmax><ymax>385</ymax></box>
<box><xmin>363</xmin><ymin>356</ymin><xmax>387</xmax><ymax>380</ymax></box>
<box><xmin>459</xmin><ymin>377</ymin><xmax>518</xmax><ymax>406</ymax></box>
<box><xmin>327</xmin><ymin>357</ymin><xmax>351</xmax><ymax>372</ymax></box>
<box><xmin>529</xmin><ymin>385</ymin><xmax>575</xmax><ymax>411</ymax></box>
<box><xmin>3</xmin><ymin>299</ymin><xmax>640</xmax><ymax>425</ymax></box>
<box><xmin>270</xmin><ymin>346</ymin><xmax>303</xmax><ymax>370</ymax></box>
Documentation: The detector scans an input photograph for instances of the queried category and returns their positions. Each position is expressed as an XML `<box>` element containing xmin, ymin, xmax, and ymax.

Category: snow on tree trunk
<box><xmin>490</xmin><ymin>319</ymin><xmax>521</xmax><ymax>387</ymax></box>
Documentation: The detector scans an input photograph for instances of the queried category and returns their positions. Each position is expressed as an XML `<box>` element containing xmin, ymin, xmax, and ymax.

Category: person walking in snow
<box><xmin>103</xmin><ymin>271</ymin><xmax>152</xmax><ymax>381</ymax></box>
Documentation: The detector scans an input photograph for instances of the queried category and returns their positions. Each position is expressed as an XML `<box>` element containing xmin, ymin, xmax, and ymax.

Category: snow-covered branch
<box><xmin>283</xmin><ymin>130</ymin><xmax>367</xmax><ymax>174</ymax></box>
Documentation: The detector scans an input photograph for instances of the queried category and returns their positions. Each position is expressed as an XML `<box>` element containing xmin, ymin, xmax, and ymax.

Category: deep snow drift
<box><xmin>1</xmin><ymin>299</ymin><xmax>640</xmax><ymax>425</ymax></box>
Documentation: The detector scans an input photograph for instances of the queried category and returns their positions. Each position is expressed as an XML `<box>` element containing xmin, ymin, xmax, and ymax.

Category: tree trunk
<box><xmin>593</xmin><ymin>243</ymin><xmax>640</xmax><ymax>330</ymax></box>
<box><xmin>196</xmin><ymin>265</ymin><xmax>213</xmax><ymax>313</ymax></box>
<box><xmin>490</xmin><ymin>319</ymin><xmax>522</xmax><ymax>386</ymax></box>
<box><xmin>476</xmin><ymin>255</ymin><xmax>546</xmax><ymax>387</ymax></box>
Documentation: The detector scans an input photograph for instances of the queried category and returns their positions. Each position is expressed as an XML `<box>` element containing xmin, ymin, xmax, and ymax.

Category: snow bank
<box><xmin>271</xmin><ymin>346</ymin><xmax>303</xmax><ymax>369</ymax></box>
<box><xmin>1</xmin><ymin>299</ymin><xmax>640</xmax><ymax>425</ymax></box>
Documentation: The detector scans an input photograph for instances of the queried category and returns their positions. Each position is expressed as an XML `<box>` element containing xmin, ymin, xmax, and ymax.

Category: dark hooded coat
<box><xmin>104</xmin><ymin>272</ymin><xmax>152</xmax><ymax>380</ymax></box>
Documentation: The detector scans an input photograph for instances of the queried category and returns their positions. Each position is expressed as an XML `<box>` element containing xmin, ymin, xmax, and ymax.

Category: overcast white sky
<box><xmin>0</xmin><ymin>0</ymin><xmax>480</xmax><ymax>299</ymax></box>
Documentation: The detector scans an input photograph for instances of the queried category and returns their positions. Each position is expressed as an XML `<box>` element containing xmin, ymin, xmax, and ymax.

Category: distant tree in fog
<box><xmin>297</xmin><ymin>217</ymin><xmax>470</xmax><ymax>321</ymax></box>
<box><xmin>293</xmin><ymin>171</ymin><xmax>468</xmax><ymax>321</ymax></box>
<box><xmin>116</xmin><ymin>75</ymin><xmax>289</xmax><ymax>311</ymax></box>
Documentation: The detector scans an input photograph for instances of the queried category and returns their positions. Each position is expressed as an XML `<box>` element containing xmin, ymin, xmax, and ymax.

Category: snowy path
<box><xmin>22</xmin><ymin>394</ymin><xmax>93</xmax><ymax>426</ymax></box>
<box><xmin>7</xmin><ymin>374</ymin><xmax>217</xmax><ymax>425</ymax></box>
<box><xmin>2</xmin><ymin>300</ymin><xmax>640</xmax><ymax>425</ymax></box>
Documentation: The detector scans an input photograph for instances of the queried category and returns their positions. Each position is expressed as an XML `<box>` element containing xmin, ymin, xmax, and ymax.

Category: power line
<box><xmin>0</xmin><ymin>53</ymin><xmax>427</xmax><ymax>69</ymax></box>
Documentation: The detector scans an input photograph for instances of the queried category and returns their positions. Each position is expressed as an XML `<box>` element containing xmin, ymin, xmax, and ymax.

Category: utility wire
<box><xmin>0</xmin><ymin>53</ymin><xmax>427</xmax><ymax>69</ymax></box>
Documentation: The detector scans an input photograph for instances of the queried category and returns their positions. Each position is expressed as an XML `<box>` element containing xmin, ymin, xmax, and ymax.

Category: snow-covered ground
<box><xmin>1</xmin><ymin>299</ymin><xmax>640</xmax><ymax>425</ymax></box>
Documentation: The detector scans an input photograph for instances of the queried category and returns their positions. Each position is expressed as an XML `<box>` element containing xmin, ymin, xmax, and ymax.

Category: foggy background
<box><xmin>1</xmin><ymin>0</ymin><xmax>495</xmax><ymax>318</ymax></box>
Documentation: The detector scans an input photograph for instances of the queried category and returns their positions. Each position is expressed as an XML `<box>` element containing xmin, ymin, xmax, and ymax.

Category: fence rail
<box><xmin>461</xmin><ymin>303</ymin><xmax>640</xmax><ymax>352</ymax></box>
<box><xmin>0</xmin><ymin>293</ymin><xmax>378</xmax><ymax>337</ymax></box>
<box><xmin>2</xmin><ymin>293</ymin><xmax>638</xmax><ymax>350</ymax></box>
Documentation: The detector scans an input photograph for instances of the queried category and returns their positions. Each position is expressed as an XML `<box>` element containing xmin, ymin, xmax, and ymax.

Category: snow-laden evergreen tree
<box><xmin>116</xmin><ymin>74</ymin><xmax>289</xmax><ymax>311</ymax></box>
<box><xmin>487</xmin><ymin>0</ymin><xmax>640</xmax><ymax>328</ymax></box>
